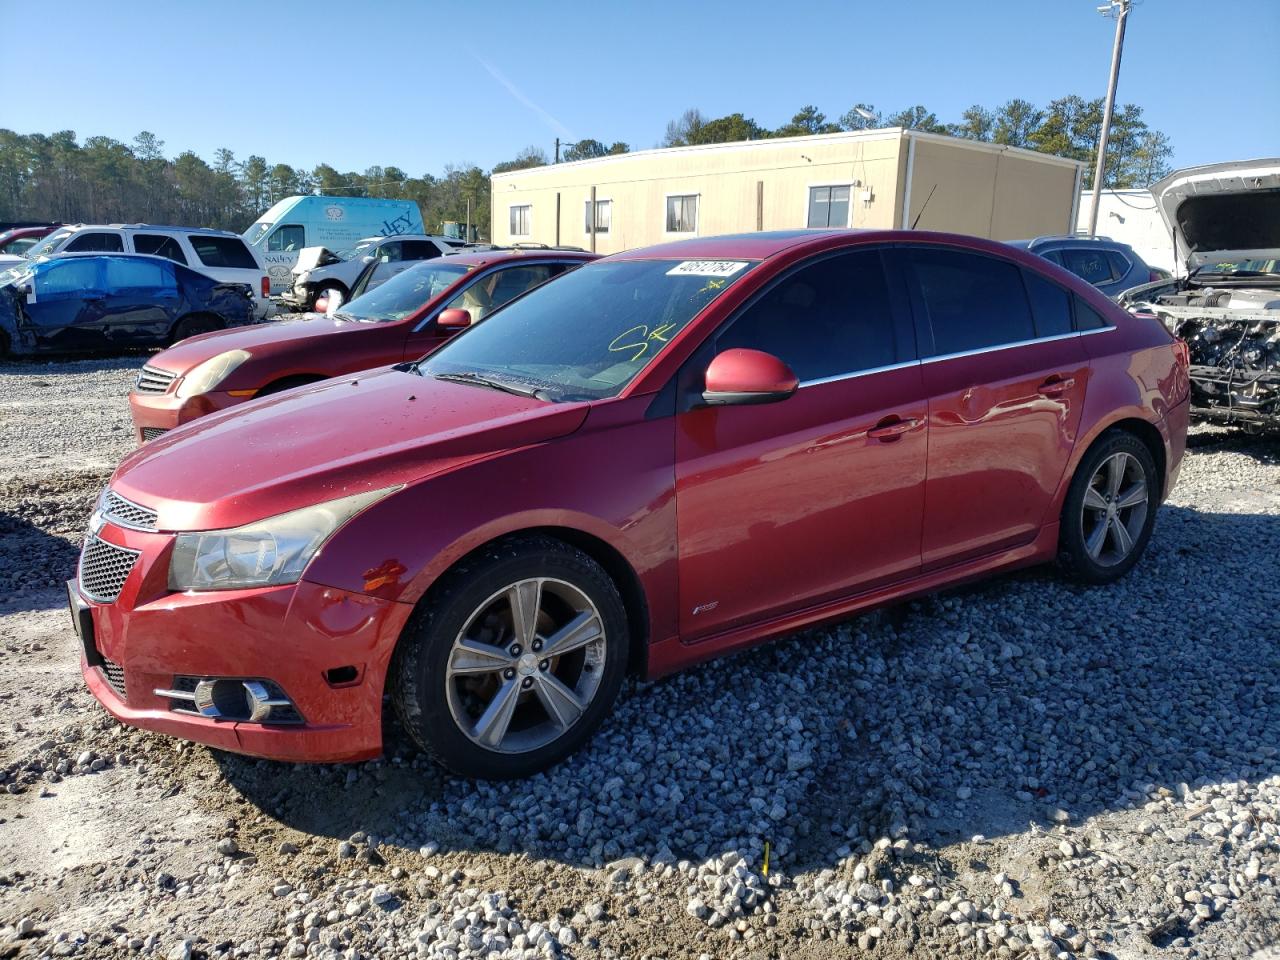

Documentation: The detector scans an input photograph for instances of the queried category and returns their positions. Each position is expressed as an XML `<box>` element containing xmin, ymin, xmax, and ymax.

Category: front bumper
<box><xmin>128</xmin><ymin>389</ymin><xmax>250</xmax><ymax>444</ymax></box>
<box><xmin>71</xmin><ymin>519</ymin><xmax>415</xmax><ymax>763</ymax></box>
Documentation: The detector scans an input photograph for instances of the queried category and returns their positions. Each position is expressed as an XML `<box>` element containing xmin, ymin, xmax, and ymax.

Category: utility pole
<box><xmin>555</xmin><ymin>138</ymin><xmax>560</xmax><ymax>163</ymax></box>
<box><xmin>1087</xmin><ymin>0</ymin><xmax>1131</xmax><ymax>237</ymax></box>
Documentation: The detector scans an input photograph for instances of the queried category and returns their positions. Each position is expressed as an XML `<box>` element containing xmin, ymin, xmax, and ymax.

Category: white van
<box><xmin>242</xmin><ymin>196</ymin><xmax>425</xmax><ymax>294</ymax></box>
<box><xmin>14</xmin><ymin>224</ymin><xmax>271</xmax><ymax>319</ymax></box>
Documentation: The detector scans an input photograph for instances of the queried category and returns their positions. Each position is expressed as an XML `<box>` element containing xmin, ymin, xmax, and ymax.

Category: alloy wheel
<box><xmin>1080</xmin><ymin>451</ymin><xmax>1149</xmax><ymax>567</ymax></box>
<box><xmin>445</xmin><ymin>577</ymin><xmax>606</xmax><ymax>754</ymax></box>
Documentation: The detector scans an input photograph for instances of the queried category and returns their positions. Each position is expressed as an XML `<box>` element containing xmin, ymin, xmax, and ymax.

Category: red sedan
<box><xmin>128</xmin><ymin>249</ymin><xmax>595</xmax><ymax>443</ymax></box>
<box><xmin>73</xmin><ymin>229</ymin><xmax>1189</xmax><ymax>778</ymax></box>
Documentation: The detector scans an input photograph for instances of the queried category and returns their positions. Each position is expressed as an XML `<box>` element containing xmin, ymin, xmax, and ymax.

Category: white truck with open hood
<box><xmin>1119</xmin><ymin>159</ymin><xmax>1280</xmax><ymax>431</ymax></box>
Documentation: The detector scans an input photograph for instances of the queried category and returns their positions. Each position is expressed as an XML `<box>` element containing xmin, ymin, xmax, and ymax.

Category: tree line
<box><xmin>0</xmin><ymin>94</ymin><xmax>1172</xmax><ymax>237</ymax></box>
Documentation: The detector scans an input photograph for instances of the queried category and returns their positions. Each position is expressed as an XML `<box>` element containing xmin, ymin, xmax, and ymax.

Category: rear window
<box><xmin>190</xmin><ymin>236</ymin><xmax>258</xmax><ymax>269</ymax></box>
<box><xmin>1059</xmin><ymin>247</ymin><xmax>1117</xmax><ymax>285</ymax></box>
<box><xmin>912</xmin><ymin>249</ymin><xmax>1036</xmax><ymax>355</ymax></box>
<box><xmin>133</xmin><ymin>234</ymin><xmax>187</xmax><ymax>265</ymax></box>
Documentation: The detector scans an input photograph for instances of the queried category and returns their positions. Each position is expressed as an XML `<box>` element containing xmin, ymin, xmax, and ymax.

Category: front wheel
<box><xmin>391</xmin><ymin>536</ymin><xmax>630</xmax><ymax>779</ymax></box>
<box><xmin>1058</xmin><ymin>431</ymin><xmax>1158</xmax><ymax>584</ymax></box>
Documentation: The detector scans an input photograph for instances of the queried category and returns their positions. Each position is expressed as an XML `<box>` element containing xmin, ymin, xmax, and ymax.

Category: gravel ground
<box><xmin>0</xmin><ymin>355</ymin><xmax>1277</xmax><ymax>960</ymax></box>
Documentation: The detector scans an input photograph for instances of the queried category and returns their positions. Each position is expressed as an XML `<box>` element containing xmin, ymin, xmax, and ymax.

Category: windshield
<box><xmin>26</xmin><ymin>228</ymin><xmax>74</xmax><ymax>258</ymax></box>
<box><xmin>0</xmin><ymin>262</ymin><xmax>35</xmax><ymax>286</ymax></box>
<box><xmin>339</xmin><ymin>260</ymin><xmax>472</xmax><ymax>322</ymax></box>
<box><xmin>335</xmin><ymin>240</ymin><xmax>378</xmax><ymax>261</ymax></box>
<box><xmin>243</xmin><ymin>222</ymin><xmax>272</xmax><ymax>246</ymax></box>
<box><xmin>419</xmin><ymin>258</ymin><xmax>757</xmax><ymax>401</ymax></box>
<box><xmin>1192</xmin><ymin>257</ymin><xmax>1280</xmax><ymax>278</ymax></box>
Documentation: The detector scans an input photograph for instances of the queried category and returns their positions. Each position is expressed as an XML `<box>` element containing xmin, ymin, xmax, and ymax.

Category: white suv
<box><xmin>285</xmin><ymin>234</ymin><xmax>462</xmax><ymax>310</ymax></box>
<box><xmin>21</xmin><ymin>224</ymin><xmax>271</xmax><ymax>319</ymax></box>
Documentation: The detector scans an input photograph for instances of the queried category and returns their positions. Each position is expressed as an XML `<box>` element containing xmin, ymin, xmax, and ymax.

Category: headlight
<box><xmin>176</xmin><ymin>350</ymin><xmax>251</xmax><ymax>399</ymax></box>
<box><xmin>168</xmin><ymin>487</ymin><xmax>399</xmax><ymax>591</ymax></box>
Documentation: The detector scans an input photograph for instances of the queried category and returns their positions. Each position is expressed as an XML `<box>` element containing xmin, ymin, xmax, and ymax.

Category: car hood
<box><xmin>1152</xmin><ymin>159</ymin><xmax>1280</xmax><ymax>268</ymax></box>
<box><xmin>149</xmin><ymin>313</ymin><xmax>384</xmax><ymax>372</ymax></box>
<box><xmin>110</xmin><ymin>366</ymin><xmax>590</xmax><ymax>531</ymax></box>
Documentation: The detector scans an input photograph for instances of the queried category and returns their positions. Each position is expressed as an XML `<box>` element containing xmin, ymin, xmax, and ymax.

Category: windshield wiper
<box><xmin>432</xmin><ymin>371</ymin><xmax>551</xmax><ymax>400</ymax></box>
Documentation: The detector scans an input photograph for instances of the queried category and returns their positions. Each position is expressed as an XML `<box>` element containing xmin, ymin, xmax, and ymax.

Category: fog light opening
<box><xmin>325</xmin><ymin>665</ymin><xmax>359</xmax><ymax>687</ymax></box>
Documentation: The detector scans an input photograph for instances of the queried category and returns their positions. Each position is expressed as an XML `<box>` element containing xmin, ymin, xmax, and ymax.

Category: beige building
<box><xmin>490</xmin><ymin>128</ymin><xmax>1085</xmax><ymax>254</ymax></box>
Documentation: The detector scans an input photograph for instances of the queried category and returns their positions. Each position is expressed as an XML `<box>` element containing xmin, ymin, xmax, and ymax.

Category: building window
<box><xmin>807</xmin><ymin>185</ymin><xmax>851</xmax><ymax>228</ymax></box>
<box><xmin>585</xmin><ymin>199</ymin><xmax>611</xmax><ymax>235</ymax></box>
<box><xmin>666</xmin><ymin>194</ymin><xmax>698</xmax><ymax>233</ymax></box>
<box><xmin>509</xmin><ymin>205</ymin><xmax>531</xmax><ymax>237</ymax></box>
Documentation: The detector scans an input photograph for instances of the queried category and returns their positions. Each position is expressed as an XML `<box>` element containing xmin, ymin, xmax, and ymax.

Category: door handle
<box><xmin>867</xmin><ymin>417</ymin><xmax>919</xmax><ymax>441</ymax></box>
<box><xmin>1037</xmin><ymin>376</ymin><xmax>1075</xmax><ymax>397</ymax></box>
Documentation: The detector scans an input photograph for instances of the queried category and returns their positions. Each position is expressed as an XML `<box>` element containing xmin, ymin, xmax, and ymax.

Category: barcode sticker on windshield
<box><xmin>666</xmin><ymin>260</ymin><xmax>748</xmax><ymax>278</ymax></box>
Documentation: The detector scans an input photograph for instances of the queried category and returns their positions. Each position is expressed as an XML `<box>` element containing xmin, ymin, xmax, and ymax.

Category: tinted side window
<box><xmin>913</xmin><ymin>249</ymin><xmax>1035</xmax><ymax>354</ymax></box>
<box><xmin>191</xmin><ymin>236</ymin><xmax>258</xmax><ymax>269</ymax></box>
<box><xmin>1073</xmin><ymin>296</ymin><xmax>1110</xmax><ymax>331</ymax></box>
<box><xmin>718</xmin><ymin>250</ymin><xmax>899</xmax><ymax>381</ymax></box>
<box><xmin>1060</xmin><ymin>247</ymin><xmax>1115</xmax><ymax>285</ymax></box>
<box><xmin>105</xmin><ymin>258</ymin><xmax>172</xmax><ymax>290</ymax></box>
<box><xmin>1023</xmin><ymin>270</ymin><xmax>1074</xmax><ymax>337</ymax></box>
<box><xmin>133</xmin><ymin>234</ymin><xmax>187</xmax><ymax>264</ymax></box>
<box><xmin>65</xmin><ymin>232</ymin><xmax>123</xmax><ymax>253</ymax></box>
<box><xmin>267</xmin><ymin>225</ymin><xmax>305</xmax><ymax>252</ymax></box>
<box><xmin>447</xmin><ymin>265</ymin><xmax>554</xmax><ymax>324</ymax></box>
<box><xmin>1105</xmin><ymin>250</ymin><xmax>1132</xmax><ymax>279</ymax></box>
<box><xmin>35</xmin><ymin>260</ymin><xmax>101</xmax><ymax>297</ymax></box>
<box><xmin>400</xmin><ymin>240</ymin><xmax>440</xmax><ymax>261</ymax></box>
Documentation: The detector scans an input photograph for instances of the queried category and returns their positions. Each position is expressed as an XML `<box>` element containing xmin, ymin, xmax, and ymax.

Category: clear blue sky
<box><xmin>7</xmin><ymin>0</ymin><xmax>1277</xmax><ymax>175</ymax></box>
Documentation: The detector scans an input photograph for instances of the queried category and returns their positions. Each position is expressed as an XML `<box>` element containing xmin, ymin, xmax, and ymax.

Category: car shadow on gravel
<box><xmin>0</xmin><ymin>511</ymin><xmax>81</xmax><ymax>613</ymax></box>
<box><xmin>209</xmin><ymin>503</ymin><xmax>1280</xmax><ymax>878</ymax></box>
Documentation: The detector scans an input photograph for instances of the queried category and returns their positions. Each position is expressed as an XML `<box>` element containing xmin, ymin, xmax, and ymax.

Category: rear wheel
<box><xmin>170</xmin><ymin>313</ymin><xmax>222</xmax><ymax>345</ymax></box>
<box><xmin>1058</xmin><ymin>431</ymin><xmax>1158</xmax><ymax>584</ymax></box>
<box><xmin>391</xmin><ymin>536</ymin><xmax>629</xmax><ymax>779</ymax></box>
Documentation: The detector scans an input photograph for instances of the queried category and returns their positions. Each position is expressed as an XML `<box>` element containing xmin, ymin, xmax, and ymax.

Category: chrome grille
<box><xmin>140</xmin><ymin>427</ymin><xmax>169</xmax><ymax>443</ymax></box>
<box><xmin>101</xmin><ymin>659</ymin><xmax>127</xmax><ymax>701</ymax></box>
<box><xmin>103</xmin><ymin>490</ymin><xmax>157</xmax><ymax>530</ymax></box>
<box><xmin>134</xmin><ymin>364</ymin><xmax>178</xmax><ymax>394</ymax></box>
<box><xmin>78</xmin><ymin>534</ymin><xmax>140</xmax><ymax>603</ymax></box>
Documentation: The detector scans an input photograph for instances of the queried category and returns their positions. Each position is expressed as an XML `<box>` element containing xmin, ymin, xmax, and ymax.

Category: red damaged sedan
<box><xmin>128</xmin><ymin>248</ymin><xmax>594</xmax><ymax>443</ymax></box>
<box><xmin>73</xmin><ymin>229</ymin><xmax>1189</xmax><ymax>778</ymax></box>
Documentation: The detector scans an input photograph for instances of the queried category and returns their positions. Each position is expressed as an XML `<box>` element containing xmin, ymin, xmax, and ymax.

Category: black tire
<box><xmin>391</xmin><ymin>535</ymin><xmax>629</xmax><ymax>779</ymax></box>
<box><xmin>170</xmin><ymin>313</ymin><xmax>223</xmax><ymax>345</ymax></box>
<box><xmin>1058</xmin><ymin>430</ymin><xmax>1159</xmax><ymax>585</ymax></box>
<box><xmin>308</xmin><ymin>282</ymin><xmax>347</xmax><ymax>311</ymax></box>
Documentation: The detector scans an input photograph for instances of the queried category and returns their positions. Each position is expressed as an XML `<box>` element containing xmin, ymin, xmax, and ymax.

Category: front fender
<box><xmin>301</xmin><ymin>396</ymin><xmax>681</xmax><ymax>647</ymax></box>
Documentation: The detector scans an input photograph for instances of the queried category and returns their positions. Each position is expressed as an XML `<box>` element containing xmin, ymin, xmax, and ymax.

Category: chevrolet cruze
<box><xmin>71</xmin><ymin>230</ymin><xmax>1189</xmax><ymax>778</ymax></box>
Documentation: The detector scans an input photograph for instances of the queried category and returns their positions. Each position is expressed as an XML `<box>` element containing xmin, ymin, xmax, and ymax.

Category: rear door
<box><xmin>674</xmin><ymin>247</ymin><xmax>926</xmax><ymax>641</ymax></box>
<box><xmin>907</xmin><ymin>246</ymin><xmax>1089</xmax><ymax>568</ymax></box>
<box><xmin>99</xmin><ymin>257</ymin><xmax>179</xmax><ymax>345</ymax></box>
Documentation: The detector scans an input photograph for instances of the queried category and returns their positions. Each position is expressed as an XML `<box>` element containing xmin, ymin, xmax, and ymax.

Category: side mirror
<box><xmin>437</xmin><ymin>308</ymin><xmax>472</xmax><ymax>330</ymax></box>
<box><xmin>702</xmin><ymin>348</ymin><xmax>798</xmax><ymax>406</ymax></box>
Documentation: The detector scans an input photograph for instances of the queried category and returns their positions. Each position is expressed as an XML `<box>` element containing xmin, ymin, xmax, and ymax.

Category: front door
<box><xmin>674</xmin><ymin>248</ymin><xmax>926</xmax><ymax>642</ymax></box>
<box><xmin>25</xmin><ymin>258</ymin><xmax>108</xmax><ymax>351</ymax></box>
<box><xmin>906</xmin><ymin>247</ymin><xmax>1089</xmax><ymax>568</ymax></box>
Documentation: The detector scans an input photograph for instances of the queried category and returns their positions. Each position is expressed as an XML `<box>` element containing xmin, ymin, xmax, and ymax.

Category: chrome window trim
<box><xmin>921</xmin><ymin>330</ymin><xmax>1083</xmax><ymax>365</ymax></box>
<box><xmin>799</xmin><ymin>359</ymin><xmax>921</xmax><ymax>389</ymax></box>
<box><xmin>1079</xmin><ymin>325</ymin><xmax>1117</xmax><ymax>337</ymax></box>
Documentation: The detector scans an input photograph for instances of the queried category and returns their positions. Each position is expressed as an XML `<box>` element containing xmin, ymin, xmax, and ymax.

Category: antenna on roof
<box><xmin>910</xmin><ymin>184</ymin><xmax>938</xmax><ymax>230</ymax></box>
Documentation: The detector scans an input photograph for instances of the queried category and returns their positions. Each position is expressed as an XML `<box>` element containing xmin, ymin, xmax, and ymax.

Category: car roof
<box><xmin>436</xmin><ymin>248</ymin><xmax>599</xmax><ymax>269</ymax></box>
<box><xmin>38</xmin><ymin>251</ymin><xmax>191</xmax><ymax>267</ymax></box>
<box><xmin>612</xmin><ymin>228</ymin><xmax>1083</xmax><ymax>265</ymax></box>
<box><xmin>1017</xmin><ymin>234</ymin><xmax>1134</xmax><ymax>250</ymax></box>
<box><xmin>59</xmin><ymin>223</ymin><xmax>246</xmax><ymax>238</ymax></box>
<box><xmin>356</xmin><ymin>234</ymin><xmax>458</xmax><ymax>244</ymax></box>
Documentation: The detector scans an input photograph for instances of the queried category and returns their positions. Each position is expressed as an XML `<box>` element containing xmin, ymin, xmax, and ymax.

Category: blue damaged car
<box><xmin>0</xmin><ymin>253</ymin><xmax>254</xmax><ymax>357</ymax></box>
